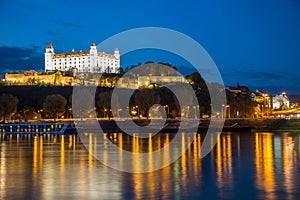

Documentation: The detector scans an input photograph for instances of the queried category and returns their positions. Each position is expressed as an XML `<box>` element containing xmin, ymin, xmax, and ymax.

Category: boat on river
<box><xmin>0</xmin><ymin>122</ymin><xmax>75</xmax><ymax>135</ymax></box>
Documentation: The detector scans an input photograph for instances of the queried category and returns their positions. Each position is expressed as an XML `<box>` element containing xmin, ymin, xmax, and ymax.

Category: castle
<box><xmin>45</xmin><ymin>43</ymin><xmax>120</xmax><ymax>73</ymax></box>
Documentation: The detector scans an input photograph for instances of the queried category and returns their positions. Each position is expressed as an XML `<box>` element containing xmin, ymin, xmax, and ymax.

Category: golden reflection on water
<box><xmin>216</xmin><ymin>134</ymin><xmax>233</xmax><ymax>189</ymax></box>
<box><xmin>255</xmin><ymin>133</ymin><xmax>275</xmax><ymax>199</ymax></box>
<box><xmin>193</xmin><ymin>134</ymin><xmax>201</xmax><ymax>186</ymax></box>
<box><xmin>118</xmin><ymin>133</ymin><xmax>123</xmax><ymax>169</ymax></box>
<box><xmin>40</xmin><ymin>136</ymin><xmax>43</xmax><ymax>164</ymax></box>
<box><xmin>88</xmin><ymin>133</ymin><xmax>93</xmax><ymax>171</ymax></box>
<box><xmin>68</xmin><ymin>135</ymin><xmax>73</xmax><ymax>149</ymax></box>
<box><xmin>103</xmin><ymin>133</ymin><xmax>107</xmax><ymax>169</ymax></box>
<box><xmin>0</xmin><ymin>131</ymin><xmax>300</xmax><ymax>199</ymax></box>
<box><xmin>60</xmin><ymin>135</ymin><xmax>65</xmax><ymax>172</ymax></box>
<box><xmin>163</xmin><ymin>134</ymin><xmax>170</xmax><ymax>171</ymax></box>
<box><xmin>33</xmin><ymin>136</ymin><xmax>38</xmax><ymax>175</ymax></box>
<box><xmin>148</xmin><ymin>133</ymin><xmax>153</xmax><ymax>172</ymax></box>
<box><xmin>161</xmin><ymin>134</ymin><xmax>171</xmax><ymax>199</ymax></box>
<box><xmin>0</xmin><ymin>138</ymin><xmax>6</xmax><ymax>199</ymax></box>
<box><xmin>282</xmin><ymin>135</ymin><xmax>298</xmax><ymax>198</ymax></box>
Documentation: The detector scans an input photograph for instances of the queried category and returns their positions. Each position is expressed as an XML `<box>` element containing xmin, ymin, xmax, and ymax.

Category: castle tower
<box><xmin>89</xmin><ymin>42</ymin><xmax>97</xmax><ymax>72</ymax></box>
<box><xmin>45</xmin><ymin>43</ymin><xmax>54</xmax><ymax>72</ymax></box>
<box><xmin>114</xmin><ymin>48</ymin><xmax>120</xmax><ymax>73</ymax></box>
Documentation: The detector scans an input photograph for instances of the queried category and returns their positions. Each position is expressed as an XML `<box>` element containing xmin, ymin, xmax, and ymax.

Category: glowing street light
<box><xmin>164</xmin><ymin>105</ymin><xmax>169</xmax><ymax>118</ymax></box>
<box><xmin>226</xmin><ymin>105</ymin><xmax>230</xmax><ymax>118</ymax></box>
<box><xmin>104</xmin><ymin>108</ymin><xmax>107</xmax><ymax>118</ymax></box>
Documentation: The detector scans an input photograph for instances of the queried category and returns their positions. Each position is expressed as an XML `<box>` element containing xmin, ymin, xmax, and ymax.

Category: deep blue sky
<box><xmin>0</xmin><ymin>0</ymin><xmax>299</xmax><ymax>94</ymax></box>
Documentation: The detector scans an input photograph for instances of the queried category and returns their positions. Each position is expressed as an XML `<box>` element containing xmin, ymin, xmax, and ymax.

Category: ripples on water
<box><xmin>0</xmin><ymin>132</ymin><xmax>300</xmax><ymax>200</ymax></box>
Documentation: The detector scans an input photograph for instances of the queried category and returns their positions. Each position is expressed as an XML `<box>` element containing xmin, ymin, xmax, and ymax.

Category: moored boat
<box><xmin>0</xmin><ymin>122</ymin><xmax>74</xmax><ymax>135</ymax></box>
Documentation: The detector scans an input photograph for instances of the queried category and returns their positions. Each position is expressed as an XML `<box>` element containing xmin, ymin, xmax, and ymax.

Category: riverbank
<box><xmin>1</xmin><ymin>118</ymin><xmax>300</xmax><ymax>134</ymax></box>
<box><xmin>201</xmin><ymin>118</ymin><xmax>300</xmax><ymax>132</ymax></box>
<box><xmin>75</xmin><ymin>118</ymin><xmax>300</xmax><ymax>133</ymax></box>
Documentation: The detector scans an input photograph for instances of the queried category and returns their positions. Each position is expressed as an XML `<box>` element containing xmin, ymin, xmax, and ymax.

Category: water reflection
<box><xmin>282</xmin><ymin>134</ymin><xmax>298</xmax><ymax>197</ymax></box>
<box><xmin>0</xmin><ymin>141</ymin><xmax>6</xmax><ymax>199</ymax></box>
<box><xmin>255</xmin><ymin>133</ymin><xmax>275</xmax><ymax>199</ymax></box>
<box><xmin>0</xmin><ymin>131</ymin><xmax>299</xmax><ymax>199</ymax></box>
<box><xmin>216</xmin><ymin>134</ymin><xmax>233</xmax><ymax>189</ymax></box>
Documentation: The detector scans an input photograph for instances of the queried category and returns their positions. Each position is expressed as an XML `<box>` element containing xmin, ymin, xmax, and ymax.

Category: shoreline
<box><xmin>2</xmin><ymin>118</ymin><xmax>300</xmax><ymax>133</ymax></box>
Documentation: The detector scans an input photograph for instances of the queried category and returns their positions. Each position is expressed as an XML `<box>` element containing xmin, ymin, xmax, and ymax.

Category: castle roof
<box><xmin>46</xmin><ymin>42</ymin><xmax>117</xmax><ymax>59</ymax></box>
<box><xmin>53</xmin><ymin>51</ymin><xmax>116</xmax><ymax>59</ymax></box>
<box><xmin>97</xmin><ymin>52</ymin><xmax>116</xmax><ymax>59</ymax></box>
<box><xmin>47</xmin><ymin>43</ymin><xmax>53</xmax><ymax>48</ymax></box>
<box><xmin>53</xmin><ymin>51</ymin><xmax>90</xmax><ymax>58</ymax></box>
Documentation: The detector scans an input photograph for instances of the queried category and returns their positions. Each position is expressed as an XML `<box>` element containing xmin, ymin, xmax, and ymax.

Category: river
<box><xmin>0</xmin><ymin>131</ymin><xmax>299</xmax><ymax>200</ymax></box>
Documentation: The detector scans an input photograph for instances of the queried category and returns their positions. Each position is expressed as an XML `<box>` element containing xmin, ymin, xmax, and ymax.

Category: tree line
<box><xmin>0</xmin><ymin>71</ymin><xmax>261</xmax><ymax>122</ymax></box>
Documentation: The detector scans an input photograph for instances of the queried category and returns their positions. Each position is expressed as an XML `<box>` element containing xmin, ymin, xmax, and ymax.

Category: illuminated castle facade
<box><xmin>45</xmin><ymin>43</ymin><xmax>120</xmax><ymax>73</ymax></box>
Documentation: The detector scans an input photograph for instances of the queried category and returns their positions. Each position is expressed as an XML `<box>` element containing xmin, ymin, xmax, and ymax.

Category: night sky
<box><xmin>0</xmin><ymin>0</ymin><xmax>299</xmax><ymax>94</ymax></box>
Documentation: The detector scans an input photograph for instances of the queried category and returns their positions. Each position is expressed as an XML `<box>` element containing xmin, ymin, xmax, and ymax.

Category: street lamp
<box><xmin>192</xmin><ymin>105</ymin><xmax>199</xmax><ymax>119</ymax></box>
<box><xmin>226</xmin><ymin>105</ymin><xmax>230</xmax><ymax>118</ymax></box>
<box><xmin>164</xmin><ymin>105</ymin><xmax>169</xmax><ymax>118</ymax></box>
<box><xmin>104</xmin><ymin>108</ymin><xmax>107</xmax><ymax>119</ymax></box>
<box><xmin>135</xmin><ymin>105</ymin><xmax>140</xmax><ymax>118</ymax></box>
<box><xmin>117</xmin><ymin>108</ymin><xmax>122</xmax><ymax>118</ymax></box>
<box><xmin>221</xmin><ymin>104</ymin><xmax>225</xmax><ymax>118</ymax></box>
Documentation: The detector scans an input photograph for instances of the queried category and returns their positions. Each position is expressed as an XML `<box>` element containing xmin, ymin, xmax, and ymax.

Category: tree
<box><xmin>19</xmin><ymin>106</ymin><xmax>36</xmax><ymax>121</ymax></box>
<box><xmin>134</xmin><ymin>88</ymin><xmax>160</xmax><ymax>118</ymax></box>
<box><xmin>0</xmin><ymin>93</ymin><xmax>19</xmax><ymax>122</ymax></box>
<box><xmin>72</xmin><ymin>88</ymin><xmax>95</xmax><ymax>119</ymax></box>
<box><xmin>226</xmin><ymin>91</ymin><xmax>258</xmax><ymax>118</ymax></box>
<box><xmin>97</xmin><ymin>90</ymin><xmax>112</xmax><ymax>118</ymax></box>
<box><xmin>43</xmin><ymin>94</ymin><xmax>67</xmax><ymax>119</ymax></box>
<box><xmin>186</xmin><ymin>72</ymin><xmax>207</xmax><ymax>96</ymax></box>
<box><xmin>186</xmin><ymin>72</ymin><xmax>211</xmax><ymax>115</ymax></box>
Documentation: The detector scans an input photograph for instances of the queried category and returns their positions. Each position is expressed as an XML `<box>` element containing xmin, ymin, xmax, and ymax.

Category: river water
<box><xmin>0</xmin><ymin>131</ymin><xmax>299</xmax><ymax>200</ymax></box>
